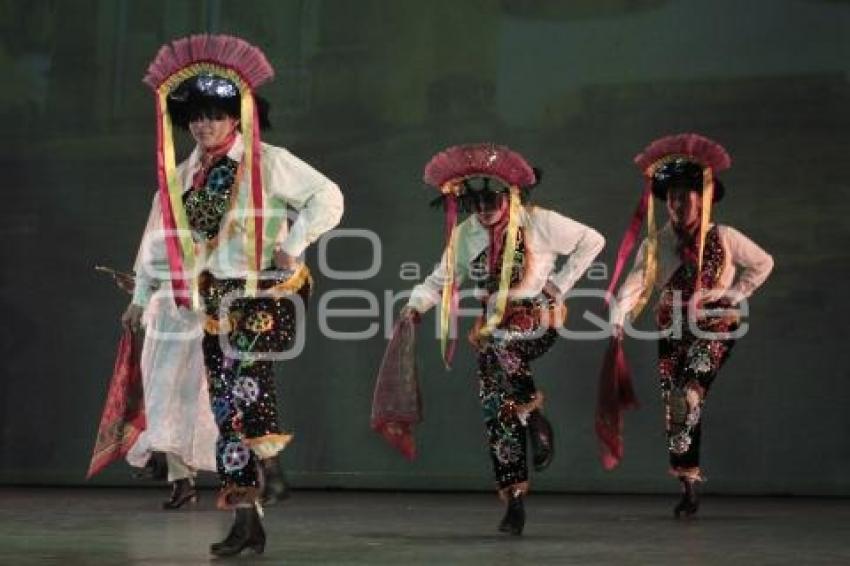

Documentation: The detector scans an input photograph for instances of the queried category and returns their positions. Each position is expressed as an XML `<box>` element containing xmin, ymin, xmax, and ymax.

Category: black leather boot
<box><xmin>210</xmin><ymin>506</ymin><xmax>266</xmax><ymax>556</ymax></box>
<box><xmin>673</xmin><ymin>478</ymin><xmax>699</xmax><ymax>518</ymax></box>
<box><xmin>528</xmin><ymin>410</ymin><xmax>554</xmax><ymax>471</ymax></box>
<box><xmin>162</xmin><ymin>478</ymin><xmax>198</xmax><ymax>510</ymax></box>
<box><xmin>259</xmin><ymin>457</ymin><xmax>291</xmax><ymax>505</ymax></box>
<box><xmin>133</xmin><ymin>452</ymin><xmax>167</xmax><ymax>481</ymax></box>
<box><xmin>498</xmin><ymin>490</ymin><xmax>526</xmax><ymax>535</ymax></box>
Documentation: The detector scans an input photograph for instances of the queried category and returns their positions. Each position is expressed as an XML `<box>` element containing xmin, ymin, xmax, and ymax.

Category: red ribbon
<box><xmin>605</xmin><ymin>181</ymin><xmax>652</xmax><ymax>306</ymax></box>
<box><xmin>155</xmin><ymin>95</ymin><xmax>191</xmax><ymax>308</ymax></box>
<box><xmin>250</xmin><ymin>102</ymin><xmax>264</xmax><ymax>271</ymax></box>
<box><xmin>486</xmin><ymin>212</ymin><xmax>510</xmax><ymax>274</ymax></box>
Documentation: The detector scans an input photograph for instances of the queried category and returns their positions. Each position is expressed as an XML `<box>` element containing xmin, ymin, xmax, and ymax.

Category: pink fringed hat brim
<box><xmin>423</xmin><ymin>143</ymin><xmax>536</xmax><ymax>189</ymax></box>
<box><xmin>634</xmin><ymin>133</ymin><xmax>731</xmax><ymax>175</ymax></box>
<box><xmin>143</xmin><ymin>34</ymin><xmax>274</xmax><ymax>92</ymax></box>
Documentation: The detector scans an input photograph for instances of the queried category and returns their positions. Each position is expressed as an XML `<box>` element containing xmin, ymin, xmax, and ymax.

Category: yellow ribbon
<box><xmin>479</xmin><ymin>185</ymin><xmax>522</xmax><ymax>337</ymax></box>
<box><xmin>630</xmin><ymin>188</ymin><xmax>657</xmax><ymax>319</ymax></box>
<box><xmin>155</xmin><ymin>62</ymin><xmax>262</xmax><ymax>306</ymax></box>
<box><xmin>267</xmin><ymin>264</ymin><xmax>313</xmax><ymax>299</ymax></box>
<box><xmin>439</xmin><ymin>223</ymin><xmax>458</xmax><ymax>365</ymax></box>
<box><xmin>627</xmin><ymin>159</ymin><xmax>715</xmax><ymax>320</ymax></box>
<box><xmin>240</xmin><ymin>91</ymin><xmax>258</xmax><ymax>297</ymax></box>
<box><xmin>696</xmin><ymin>167</ymin><xmax>714</xmax><ymax>287</ymax></box>
<box><xmin>158</xmin><ymin>88</ymin><xmax>200</xmax><ymax>309</ymax></box>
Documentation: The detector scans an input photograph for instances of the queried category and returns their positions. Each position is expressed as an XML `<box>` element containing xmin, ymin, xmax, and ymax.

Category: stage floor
<box><xmin>0</xmin><ymin>488</ymin><xmax>847</xmax><ymax>565</ymax></box>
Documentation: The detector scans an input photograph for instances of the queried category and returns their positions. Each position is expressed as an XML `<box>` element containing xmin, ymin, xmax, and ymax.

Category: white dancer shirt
<box><xmin>612</xmin><ymin>223</ymin><xmax>774</xmax><ymax>326</ymax></box>
<box><xmin>131</xmin><ymin>134</ymin><xmax>344</xmax><ymax>307</ymax></box>
<box><xmin>407</xmin><ymin>205</ymin><xmax>605</xmax><ymax>313</ymax></box>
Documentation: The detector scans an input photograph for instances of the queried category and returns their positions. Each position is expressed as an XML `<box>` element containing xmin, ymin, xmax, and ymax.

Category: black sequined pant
<box><xmin>478</xmin><ymin>327</ymin><xmax>557</xmax><ymax>490</ymax></box>
<box><xmin>658</xmin><ymin>332</ymin><xmax>735</xmax><ymax>480</ymax></box>
<box><xmin>200</xmin><ymin>271</ymin><xmax>309</xmax><ymax>508</ymax></box>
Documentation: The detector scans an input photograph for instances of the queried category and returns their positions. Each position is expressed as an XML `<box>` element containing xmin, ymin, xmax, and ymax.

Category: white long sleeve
<box><xmin>263</xmin><ymin>145</ymin><xmax>344</xmax><ymax>257</ymax></box>
<box><xmin>611</xmin><ymin>223</ymin><xmax>773</xmax><ymax>324</ymax></box>
<box><xmin>719</xmin><ymin>225</ymin><xmax>774</xmax><ymax>303</ymax></box>
<box><xmin>612</xmin><ymin>239</ymin><xmax>649</xmax><ymax>326</ymax></box>
<box><xmin>406</xmin><ymin>206</ymin><xmax>604</xmax><ymax>313</ymax></box>
<box><xmin>535</xmin><ymin>209</ymin><xmax>606</xmax><ymax>297</ymax></box>
<box><xmin>407</xmin><ymin>219</ymin><xmax>479</xmax><ymax>314</ymax></box>
<box><xmin>130</xmin><ymin>135</ymin><xmax>343</xmax><ymax>307</ymax></box>
<box><xmin>132</xmin><ymin>192</ymin><xmax>169</xmax><ymax>308</ymax></box>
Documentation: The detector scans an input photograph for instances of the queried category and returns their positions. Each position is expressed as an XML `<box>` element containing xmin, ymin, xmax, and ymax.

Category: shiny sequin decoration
<box><xmin>495</xmin><ymin>435</ymin><xmax>523</xmax><ymax>465</ymax></box>
<box><xmin>474</xmin><ymin>227</ymin><xmax>558</xmax><ymax>489</ymax></box>
<box><xmin>233</xmin><ymin>376</ymin><xmax>260</xmax><ymax>404</ymax></box>
<box><xmin>655</xmin><ymin>226</ymin><xmax>727</xmax><ymax>330</ymax></box>
<box><xmin>669</xmin><ymin>431</ymin><xmax>692</xmax><ymax>455</ymax></box>
<box><xmin>481</xmin><ymin>391</ymin><xmax>502</xmax><ymax>421</ymax></box>
<box><xmin>202</xmin><ymin>270</ymin><xmax>311</xmax><ymax>499</ymax></box>
<box><xmin>195</xmin><ymin>74</ymin><xmax>239</xmax><ymax>98</ymax></box>
<box><xmin>231</xmin><ymin>411</ymin><xmax>243</xmax><ymax>433</ymax></box>
<box><xmin>494</xmin><ymin>347</ymin><xmax>521</xmax><ymax>374</ymax></box>
<box><xmin>423</xmin><ymin>143</ymin><xmax>536</xmax><ymax>188</ymax></box>
<box><xmin>685</xmin><ymin>404</ymin><xmax>701</xmax><ymax>427</ymax></box>
<box><xmin>655</xmin><ymin>226</ymin><xmax>738</xmax><ymax>477</ymax></box>
<box><xmin>687</xmin><ymin>346</ymin><xmax>713</xmax><ymax>374</ymax></box>
<box><xmin>184</xmin><ymin>157</ymin><xmax>238</xmax><ymax>240</ymax></box>
<box><xmin>206</xmin><ymin>162</ymin><xmax>237</xmax><ymax>194</ymax></box>
<box><xmin>222</xmin><ymin>441</ymin><xmax>251</xmax><ymax>472</ymax></box>
<box><xmin>245</xmin><ymin>310</ymin><xmax>275</xmax><ymax>333</ymax></box>
<box><xmin>212</xmin><ymin>398</ymin><xmax>232</xmax><ymax>426</ymax></box>
<box><xmin>658</xmin><ymin>356</ymin><xmax>677</xmax><ymax>381</ymax></box>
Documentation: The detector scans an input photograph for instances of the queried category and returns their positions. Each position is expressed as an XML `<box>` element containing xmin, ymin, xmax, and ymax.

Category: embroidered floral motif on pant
<box><xmin>200</xmin><ymin>271</ymin><xmax>309</xmax><ymax>508</ymax></box>
<box><xmin>656</xmin><ymin>227</ymin><xmax>737</xmax><ymax>479</ymax></box>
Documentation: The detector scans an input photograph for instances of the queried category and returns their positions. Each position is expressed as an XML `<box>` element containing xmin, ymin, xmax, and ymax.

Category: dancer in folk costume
<box><xmin>388</xmin><ymin>143</ymin><xmax>604</xmax><ymax>535</ymax></box>
<box><xmin>121</xmin><ymin>35</ymin><xmax>343</xmax><ymax>556</ymax></box>
<box><xmin>599</xmin><ymin>133</ymin><xmax>773</xmax><ymax>517</ymax></box>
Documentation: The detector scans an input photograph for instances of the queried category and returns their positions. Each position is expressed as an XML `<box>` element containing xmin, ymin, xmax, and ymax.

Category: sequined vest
<box><xmin>656</xmin><ymin>226</ymin><xmax>728</xmax><ymax>330</ymax></box>
<box><xmin>470</xmin><ymin>228</ymin><xmax>527</xmax><ymax>296</ymax></box>
<box><xmin>183</xmin><ymin>156</ymin><xmax>239</xmax><ymax>241</ymax></box>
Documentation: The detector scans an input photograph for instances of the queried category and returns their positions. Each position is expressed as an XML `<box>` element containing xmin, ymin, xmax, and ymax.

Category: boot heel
<box><xmin>673</xmin><ymin>478</ymin><xmax>699</xmax><ymax>519</ymax></box>
<box><xmin>210</xmin><ymin>507</ymin><xmax>266</xmax><ymax>557</ymax></box>
<box><xmin>259</xmin><ymin>457</ymin><xmax>291</xmax><ymax>506</ymax></box>
<box><xmin>162</xmin><ymin>479</ymin><xmax>198</xmax><ymax>510</ymax></box>
<box><xmin>528</xmin><ymin>410</ymin><xmax>554</xmax><ymax>472</ymax></box>
<box><xmin>498</xmin><ymin>489</ymin><xmax>526</xmax><ymax>535</ymax></box>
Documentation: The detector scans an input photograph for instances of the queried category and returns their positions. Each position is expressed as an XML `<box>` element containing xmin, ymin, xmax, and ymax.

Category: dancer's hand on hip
<box><xmin>542</xmin><ymin>281</ymin><xmax>563</xmax><ymax>302</ymax></box>
<box><xmin>273</xmin><ymin>249</ymin><xmax>299</xmax><ymax>271</ymax></box>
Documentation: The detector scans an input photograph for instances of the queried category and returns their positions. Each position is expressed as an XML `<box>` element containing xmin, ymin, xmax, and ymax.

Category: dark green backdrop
<box><xmin>1</xmin><ymin>0</ymin><xmax>848</xmax><ymax>494</ymax></box>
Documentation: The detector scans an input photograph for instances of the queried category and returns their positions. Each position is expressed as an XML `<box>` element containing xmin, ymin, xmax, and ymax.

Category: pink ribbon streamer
<box><xmin>605</xmin><ymin>181</ymin><xmax>652</xmax><ymax>305</ymax></box>
<box><xmin>154</xmin><ymin>95</ymin><xmax>191</xmax><ymax>308</ymax></box>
